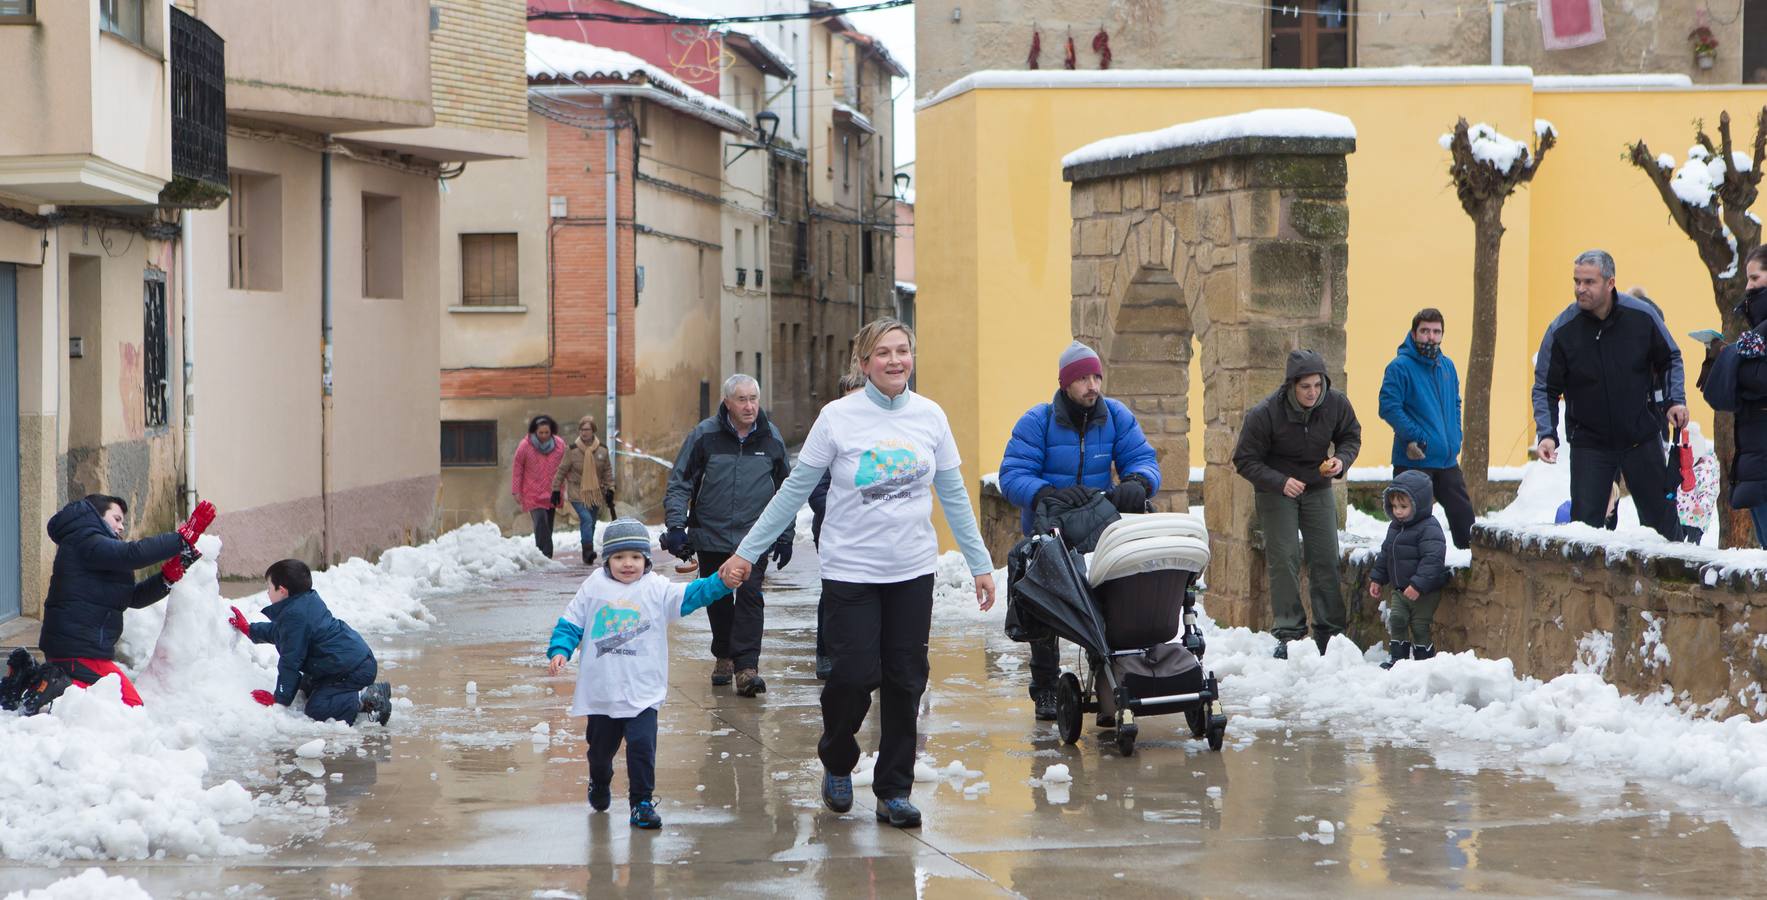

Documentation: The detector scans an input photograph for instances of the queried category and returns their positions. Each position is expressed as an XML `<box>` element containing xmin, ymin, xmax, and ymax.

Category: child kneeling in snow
<box><xmin>1368</xmin><ymin>470</ymin><xmax>1449</xmax><ymax>668</ymax></box>
<box><xmin>229</xmin><ymin>559</ymin><xmax>393</xmax><ymax>725</ymax></box>
<box><xmin>545</xmin><ymin>518</ymin><xmax>734</xmax><ymax>829</ymax></box>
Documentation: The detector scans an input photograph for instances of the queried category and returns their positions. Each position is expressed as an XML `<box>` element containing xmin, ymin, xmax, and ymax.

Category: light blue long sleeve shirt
<box><xmin>546</xmin><ymin>573</ymin><xmax>729</xmax><ymax>660</ymax></box>
<box><xmin>733</xmin><ymin>382</ymin><xmax>995</xmax><ymax>576</ymax></box>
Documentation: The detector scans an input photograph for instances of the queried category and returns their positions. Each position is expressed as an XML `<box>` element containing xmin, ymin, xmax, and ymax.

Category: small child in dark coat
<box><xmin>1367</xmin><ymin>470</ymin><xmax>1449</xmax><ymax>668</ymax></box>
<box><xmin>229</xmin><ymin>559</ymin><xmax>393</xmax><ymax>725</ymax></box>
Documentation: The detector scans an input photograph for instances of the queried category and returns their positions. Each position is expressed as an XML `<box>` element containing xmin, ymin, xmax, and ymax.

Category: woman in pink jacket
<box><xmin>512</xmin><ymin>414</ymin><xmax>565</xmax><ymax>558</ymax></box>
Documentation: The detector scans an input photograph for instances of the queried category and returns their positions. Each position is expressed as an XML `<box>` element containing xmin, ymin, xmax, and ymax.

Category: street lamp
<box><xmin>892</xmin><ymin>171</ymin><xmax>911</xmax><ymax>201</ymax></box>
<box><xmin>724</xmin><ymin>110</ymin><xmax>781</xmax><ymax>168</ymax></box>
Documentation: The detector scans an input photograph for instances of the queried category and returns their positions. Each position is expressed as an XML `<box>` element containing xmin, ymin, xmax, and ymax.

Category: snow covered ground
<box><xmin>0</xmin><ymin>523</ymin><xmax>566</xmax><ymax>863</ymax></box>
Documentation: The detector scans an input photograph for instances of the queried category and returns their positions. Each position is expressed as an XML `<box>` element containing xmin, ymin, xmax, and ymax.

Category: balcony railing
<box><xmin>162</xmin><ymin>7</ymin><xmax>227</xmax><ymax>208</ymax></box>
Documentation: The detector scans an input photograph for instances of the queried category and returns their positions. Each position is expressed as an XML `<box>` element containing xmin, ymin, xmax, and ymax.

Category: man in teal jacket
<box><xmin>1377</xmin><ymin>308</ymin><xmax>1474</xmax><ymax>548</ymax></box>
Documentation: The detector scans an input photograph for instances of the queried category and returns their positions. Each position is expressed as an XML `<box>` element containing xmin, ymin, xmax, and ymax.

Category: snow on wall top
<box><xmin>1532</xmin><ymin>74</ymin><xmax>1695</xmax><ymax>91</ymax></box>
<box><xmin>920</xmin><ymin>66</ymin><xmax>1536</xmax><ymax>110</ymax></box>
<box><xmin>1062</xmin><ymin>109</ymin><xmax>1356</xmax><ymax>170</ymax></box>
<box><xmin>525</xmin><ymin>33</ymin><xmax>748</xmax><ymax>127</ymax></box>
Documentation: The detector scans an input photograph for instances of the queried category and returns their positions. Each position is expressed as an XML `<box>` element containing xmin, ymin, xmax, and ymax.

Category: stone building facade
<box><xmin>916</xmin><ymin>0</ymin><xmax>1764</xmax><ymax>98</ymax></box>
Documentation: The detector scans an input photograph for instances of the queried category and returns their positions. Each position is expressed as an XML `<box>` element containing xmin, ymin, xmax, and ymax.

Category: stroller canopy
<box><xmin>1088</xmin><ymin>513</ymin><xmax>1211</xmax><ymax>587</ymax></box>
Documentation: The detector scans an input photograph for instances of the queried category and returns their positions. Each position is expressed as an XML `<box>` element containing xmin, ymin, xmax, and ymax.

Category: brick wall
<box><xmin>431</xmin><ymin>0</ymin><xmax>527</xmax><ymax>135</ymax></box>
<box><xmin>442</xmin><ymin>111</ymin><xmax>637</xmax><ymax>400</ymax></box>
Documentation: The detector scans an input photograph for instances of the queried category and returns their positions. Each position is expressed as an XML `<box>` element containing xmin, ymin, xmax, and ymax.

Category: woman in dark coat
<box><xmin>1701</xmin><ymin>246</ymin><xmax>1767</xmax><ymax>546</ymax></box>
<box><xmin>38</xmin><ymin>495</ymin><xmax>214</xmax><ymax>706</ymax></box>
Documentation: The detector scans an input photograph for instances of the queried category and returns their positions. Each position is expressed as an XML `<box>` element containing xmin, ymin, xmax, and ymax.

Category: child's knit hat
<box><xmin>599</xmin><ymin>517</ymin><xmax>653</xmax><ymax>559</ymax></box>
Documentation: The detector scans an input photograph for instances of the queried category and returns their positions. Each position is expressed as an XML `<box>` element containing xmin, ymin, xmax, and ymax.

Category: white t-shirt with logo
<box><xmin>798</xmin><ymin>390</ymin><xmax>961</xmax><ymax>583</ymax></box>
<box><xmin>558</xmin><ymin>568</ymin><xmax>689</xmax><ymax>718</ymax></box>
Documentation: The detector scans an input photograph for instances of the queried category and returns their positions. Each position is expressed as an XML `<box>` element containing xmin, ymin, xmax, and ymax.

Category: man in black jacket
<box><xmin>38</xmin><ymin>495</ymin><xmax>213</xmax><ymax>706</ymax></box>
<box><xmin>1533</xmin><ymin>250</ymin><xmax>1686</xmax><ymax>539</ymax></box>
<box><xmin>661</xmin><ymin>374</ymin><xmax>793</xmax><ymax>697</ymax></box>
<box><xmin>1233</xmin><ymin>350</ymin><xmax>1361</xmax><ymax>658</ymax></box>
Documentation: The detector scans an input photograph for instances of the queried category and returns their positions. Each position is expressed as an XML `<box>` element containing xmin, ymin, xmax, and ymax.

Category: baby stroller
<box><xmin>1008</xmin><ymin>511</ymin><xmax>1227</xmax><ymax>756</ymax></box>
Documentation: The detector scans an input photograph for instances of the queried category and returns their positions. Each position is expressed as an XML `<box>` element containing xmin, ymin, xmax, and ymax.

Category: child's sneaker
<box><xmin>822</xmin><ymin>771</ymin><xmax>854</xmax><ymax>813</ymax></box>
<box><xmin>587</xmin><ymin>782</ymin><xmax>610</xmax><ymax>812</ymax></box>
<box><xmin>629</xmin><ymin>799</ymin><xmax>662</xmax><ymax>829</ymax></box>
<box><xmin>357</xmin><ymin>682</ymin><xmax>393</xmax><ymax>726</ymax></box>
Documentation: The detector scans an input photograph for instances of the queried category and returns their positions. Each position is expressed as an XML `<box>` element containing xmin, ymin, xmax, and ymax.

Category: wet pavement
<box><xmin>7</xmin><ymin>542</ymin><xmax>1767</xmax><ymax>898</ymax></box>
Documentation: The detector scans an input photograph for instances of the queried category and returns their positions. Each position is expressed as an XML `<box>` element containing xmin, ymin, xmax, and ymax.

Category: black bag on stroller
<box><xmin>1032</xmin><ymin>489</ymin><xmax>1120</xmax><ymax>553</ymax></box>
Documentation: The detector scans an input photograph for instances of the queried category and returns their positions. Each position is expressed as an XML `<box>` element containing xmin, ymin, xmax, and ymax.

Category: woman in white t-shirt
<box><xmin>721</xmin><ymin>318</ymin><xmax>995</xmax><ymax>829</ymax></box>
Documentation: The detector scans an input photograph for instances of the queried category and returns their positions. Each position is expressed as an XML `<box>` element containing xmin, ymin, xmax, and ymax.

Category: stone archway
<box><xmin>1065</xmin><ymin>125</ymin><xmax>1354</xmax><ymax>629</ymax></box>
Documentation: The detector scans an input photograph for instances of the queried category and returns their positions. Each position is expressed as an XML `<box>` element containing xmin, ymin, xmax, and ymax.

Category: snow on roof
<box><xmin>833</xmin><ymin>100</ymin><xmax>876</xmax><ymax>134</ymax></box>
<box><xmin>1533</xmin><ymin>73</ymin><xmax>1694</xmax><ymax>91</ymax></box>
<box><xmin>896</xmin><ymin>280</ymin><xmax>916</xmax><ymax>293</ymax></box>
<box><xmin>1062</xmin><ymin>109</ymin><xmax>1356</xmax><ymax>170</ymax></box>
<box><xmin>525</xmin><ymin>32</ymin><xmax>749</xmax><ymax>130</ymax></box>
<box><xmin>718</xmin><ymin>24</ymin><xmax>795</xmax><ymax>78</ymax></box>
<box><xmin>919</xmin><ymin>66</ymin><xmax>1536</xmax><ymax>110</ymax></box>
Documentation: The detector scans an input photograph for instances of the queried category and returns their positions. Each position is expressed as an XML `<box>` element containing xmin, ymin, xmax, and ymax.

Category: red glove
<box><xmin>229</xmin><ymin>606</ymin><xmax>251</xmax><ymax>638</ymax></box>
<box><xmin>251</xmin><ymin>689</ymin><xmax>275</xmax><ymax>707</ymax></box>
<box><xmin>161</xmin><ymin>544</ymin><xmax>202</xmax><ymax>585</ymax></box>
<box><xmin>177</xmin><ymin>500</ymin><xmax>217</xmax><ymax>547</ymax></box>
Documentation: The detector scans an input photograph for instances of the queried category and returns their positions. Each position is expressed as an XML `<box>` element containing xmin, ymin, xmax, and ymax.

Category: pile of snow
<box><xmin>1657</xmin><ymin>143</ymin><xmax>1752</xmax><ymax>210</ymax></box>
<box><xmin>4</xmin><ymin>869</ymin><xmax>152</xmax><ymax>900</ymax></box>
<box><xmin>1200</xmin><ymin>610</ymin><xmax>1767</xmax><ymax>809</ymax></box>
<box><xmin>930</xmin><ymin>552</ymin><xmax>1004</xmax><ymax>626</ymax></box>
<box><xmin>5</xmin><ymin>522</ymin><xmax>561</xmax><ymax>862</ymax></box>
<box><xmin>1062</xmin><ymin>109</ymin><xmax>1356</xmax><ymax>170</ymax></box>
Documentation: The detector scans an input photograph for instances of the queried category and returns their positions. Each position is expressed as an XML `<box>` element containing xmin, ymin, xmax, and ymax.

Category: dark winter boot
<box><xmin>1272</xmin><ymin>641</ymin><xmax>1289</xmax><ymax>660</ymax></box>
<box><xmin>629</xmin><ymin>799</ymin><xmax>662</xmax><ymax>829</ymax></box>
<box><xmin>1412</xmin><ymin>643</ymin><xmax>1436</xmax><ymax>661</ymax></box>
<box><xmin>1032</xmin><ymin>687</ymin><xmax>1058</xmax><ymax>721</ymax></box>
<box><xmin>735</xmin><ymin>669</ymin><xmax>767</xmax><ymax>697</ymax></box>
<box><xmin>815</xmin><ymin>656</ymin><xmax>834</xmax><ymax>681</ymax></box>
<box><xmin>1380</xmin><ymin>641</ymin><xmax>1410</xmax><ymax>670</ymax></box>
<box><xmin>1313</xmin><ymin>631</ymin><xmax>1332</xmax><ymax>657</ymax></box>
<box><xmin>582</xmin><ymin>546</ymin><xmax>597</xmax><ymax>566</ymax></box>
<box><xmin>711</xmin><ymin>658</ymin><xmax>734</xmax><ymax>686</ymax></box>
<box><xmin>357</xmin><ymin>682</ymin><xmax>393</xmax><ymax>726</ymax></box>
<box><xmin>587</xmin><ymin>782</ymin><xmax>611</xmax><ymax>812</ymax></box>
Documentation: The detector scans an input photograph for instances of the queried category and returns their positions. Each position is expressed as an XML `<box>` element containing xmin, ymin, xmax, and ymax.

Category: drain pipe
<box><xmin>320</xmin><ymin>141</ymin><xmax>334</xmax><ymax>564</ymax></box>
<box><xmin>604</xmin><ymin>94</ymin><xmax>619</xmax><ymax>451</ymax></box>
<box><xmin>179</xmin><ymin>209</ymin><xmax>196</xmax><ymax>516</ymax></box>
<box><xmin>1490</xmin><ymin>0</ymin><xmax>1505</xmax><ymax>66</ymax></box>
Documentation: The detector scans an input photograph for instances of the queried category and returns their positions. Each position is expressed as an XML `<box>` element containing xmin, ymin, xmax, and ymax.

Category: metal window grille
<box><xmin>461</xmin><ymin>233</ymin><xmax>518</xmax><ymax>306</ymax></box>
<box><xmin>170</xmin><ymin>8</ymin><xmax>228</xmax><ymax>192</ymax></box>
<box><xmin>143</xmin><ymin>274</ymin><xmax>169</xmax><ymax>429</ymax></box>
<box><xmin>440</xmin><ymin>421</ymin><xmax>498</xmax><ymax>466</ymax></box>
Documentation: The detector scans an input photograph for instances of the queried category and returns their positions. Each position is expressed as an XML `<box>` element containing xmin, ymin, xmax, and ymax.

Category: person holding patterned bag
<box><xmin>551</xmin><ymin>415</ymin><xmax>616</xmax><ymax>565</ymax></box>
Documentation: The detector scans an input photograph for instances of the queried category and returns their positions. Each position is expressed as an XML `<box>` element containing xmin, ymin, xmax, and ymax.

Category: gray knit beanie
<box><xmin>1057</xmin><ymin>340</ymin><xmax>1102</xmax><ymax>387</ymax></box>
<box><xmin>599</xmin><ymin>517</ymin><xmax>652</xmax><ymax>559</ymax></box>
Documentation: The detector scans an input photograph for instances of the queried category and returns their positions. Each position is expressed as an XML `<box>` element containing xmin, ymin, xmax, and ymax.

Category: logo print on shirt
<box><xmin>855</xmin><ymin>440</ymin><xmax>931</xmax><ymax>503</ymax></box>
<box><xmin>590</xmin><ymin>599</ymin><xmax>651</xmax><ymax>657</ymax></box>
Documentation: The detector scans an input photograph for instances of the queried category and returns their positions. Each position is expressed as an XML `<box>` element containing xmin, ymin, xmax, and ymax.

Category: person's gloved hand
<box><xmin>1033</xmin><ymin>485</ymin><xmax>1056</xmax><ymax>509</ymax></box>
<box><xmin>1112</xmin><ymin>475</ymin><xmax>1149</xmax><ymax>514</ymax></box>
<box><xmin>660</xmin><ymin>527</ymin><xmax>690</xmax><ymax>558</ymax></box>
<box><xmin>177</xmin><ymin>500</ymin><xmax>217</xmax><ymax>547</ymax></box>
<box><xmin>1054</xmin><ymin>485</ymin><xmax>1095</xmax><ymax>507</ymax></box>
<box><xmin>229</xmin><ymin>606</ymin><xmax>251</xmax><ymax>638</ymax></box>
<box><xmin>602</xmin><ymin>488</ymin><xmax>616</xmax><ymax>511</ymax></box>
<box><xmin>1405</xmin><ymin>441</ymin><xmax>1427</xmax><ymax>461</ymax></box>
<box><xmin>251</xmin><ymin>689</ymin><xmax>275</xmax><ymax>707</ymax></box>
<box><xmin>549</xmin><ymin>490</ymin><xmax>562</xmax><ymax>508</ymax></box>
<box><xmin>769</xmin><ymin>534</ymin><xmax>793</xmax><ymax>570</ymax></box>
<box><xmin>161</xmin><ymin>544</ymin><xmax>200</xmax><ymax>585</ymax></box>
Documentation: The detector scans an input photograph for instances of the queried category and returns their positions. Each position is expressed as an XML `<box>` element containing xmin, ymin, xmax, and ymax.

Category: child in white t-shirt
<box><xmin>545</xmin><ymin>517</ymin><xmax>733</xmax><ymax>829</ymax></box>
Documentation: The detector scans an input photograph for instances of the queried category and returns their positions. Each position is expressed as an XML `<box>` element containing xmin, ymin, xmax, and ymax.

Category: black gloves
<box><xmin>770</xmin><ymin>535</ymin><xmax>793</xmax><ymax>570</ymax></box>
<box><xmin>1112</xmin><ymin>475</ymin><xmax>1149</xmax><ymax>514</ymax></box>
<box><xmin>1054</xmin><ymin>485</ymin><xmax>1095</xmax><ymax>507</ymax></box>
<box><xmin>1033</xmin><ymin>485</ymin><xmax>1056</xmax><ymax>508</ymax></box>
<box><xmin>549</xmin><ymin>490</ymin><xmax>562</xmax><ymax>508</ymax></box>
<box><xmin>660</xmin><ymin>527</ymin><xmax>690</xmax><ymax>559</ymax></box>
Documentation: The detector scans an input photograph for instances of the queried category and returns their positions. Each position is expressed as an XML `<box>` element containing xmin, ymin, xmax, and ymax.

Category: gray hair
<box><xmin>1574</xmin><ymin>249</ymin><xmax>1616</xmax><ymax>279</ymax></box>
<box><xmin>722</xmin><ymin>373</ymin><xmax>759</xmax><ymax>399</ymax></box>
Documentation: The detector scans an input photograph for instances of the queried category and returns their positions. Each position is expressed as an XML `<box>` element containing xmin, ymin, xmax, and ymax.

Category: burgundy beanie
<box><xmin>1057</xmin><ymin>340</ymin><xmax>1103</xmax><ymax>387</ymax></box>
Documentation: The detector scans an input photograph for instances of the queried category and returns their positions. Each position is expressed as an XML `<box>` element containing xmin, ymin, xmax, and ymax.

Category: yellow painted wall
<box><xmin>919</xmin><ymin>78</ymin><xmax>1767</xmax><ymax>521</ymax></box>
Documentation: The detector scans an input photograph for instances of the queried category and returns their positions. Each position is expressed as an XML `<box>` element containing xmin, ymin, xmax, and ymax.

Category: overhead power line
<box><xmin>527</xmin><ymin>0</ymin><xmax>912</xmax><ymax>25</ymax></box>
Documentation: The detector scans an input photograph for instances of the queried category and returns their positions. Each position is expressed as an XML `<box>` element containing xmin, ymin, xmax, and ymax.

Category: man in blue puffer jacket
<box><xmin>1378</xmin><ymin>308</ymin><xmax>1475</xmax><ymax>549</ymax></box>
<box><xmin>999</xmin><ymin>340</ymin><xmax>1161</xmax><ymax>721</ymax></box>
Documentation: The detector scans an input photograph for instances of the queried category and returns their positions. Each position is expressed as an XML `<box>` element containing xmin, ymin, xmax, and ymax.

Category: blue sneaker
<box><xmin>587</xmin><ymin>782</ymin><xmax>610</xmax><ymax>812</ymax></box>
<box><xmin>629</xmin><ymin>799</ymin><xmax>662</xmax><ymax>829</ymax></box>
<box><xmin>875</xmin><ymin>797</ymin><xmax>921</xmax><ymax>828</ymax></box>
<box><xmin>822</xmin><ymin>772</ymin><xmax>854</xmax><ymax>813</ymax></box>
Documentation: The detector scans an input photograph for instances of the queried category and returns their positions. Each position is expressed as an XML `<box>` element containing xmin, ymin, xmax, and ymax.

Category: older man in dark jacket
<box><xmin>38</xmin><ymin>494</ymin><xmax>213</xmax><ymax>706</ymax></box>
<box><xmin>661</xmin><ymin>374</ymin><xmax>793</xmax><ymax>697</ymax></box>
<box><xmin>1233</xmin><ymin>350</ymin><xmax>1361</xmax><ymax>659</ymax></box>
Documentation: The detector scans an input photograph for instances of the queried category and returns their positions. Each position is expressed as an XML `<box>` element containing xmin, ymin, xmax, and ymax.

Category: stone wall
<box><xmin>1337</xmin><ymin>525</ymin><xmax>1767</xmax><ymax>720</ymax></box>
<box><xmin>1065</xmin><ymin>131</ymin><xmax>1353</xmax><ymax>634</ymax></box>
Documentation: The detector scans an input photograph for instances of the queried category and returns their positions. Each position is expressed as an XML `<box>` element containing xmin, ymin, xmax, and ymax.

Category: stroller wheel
<box><xmin>1206</xmin><ymin>701</ymin><xmax>1227</xmax><ymax>752</ymax></box>
<box><xmin>1055</xmin><ymin>672</ymin><xmax>1083</xmax><ymax>745</ymax></box>
<box><xmin>1185</xmin><ymin>705</ymin><xmax>1206</xmax><ymax>739</ymax></box>
<box><xmin>1115</xmin><ymin>722</ymin><xmax>1138</xmax><ymax>757</ymax></box>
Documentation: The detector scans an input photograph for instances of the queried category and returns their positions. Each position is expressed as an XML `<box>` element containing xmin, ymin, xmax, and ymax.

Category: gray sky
<box><xmin>846</xmin><ymin>2</ymin><xmax>916</xmax><ymax>167</ymax></box>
